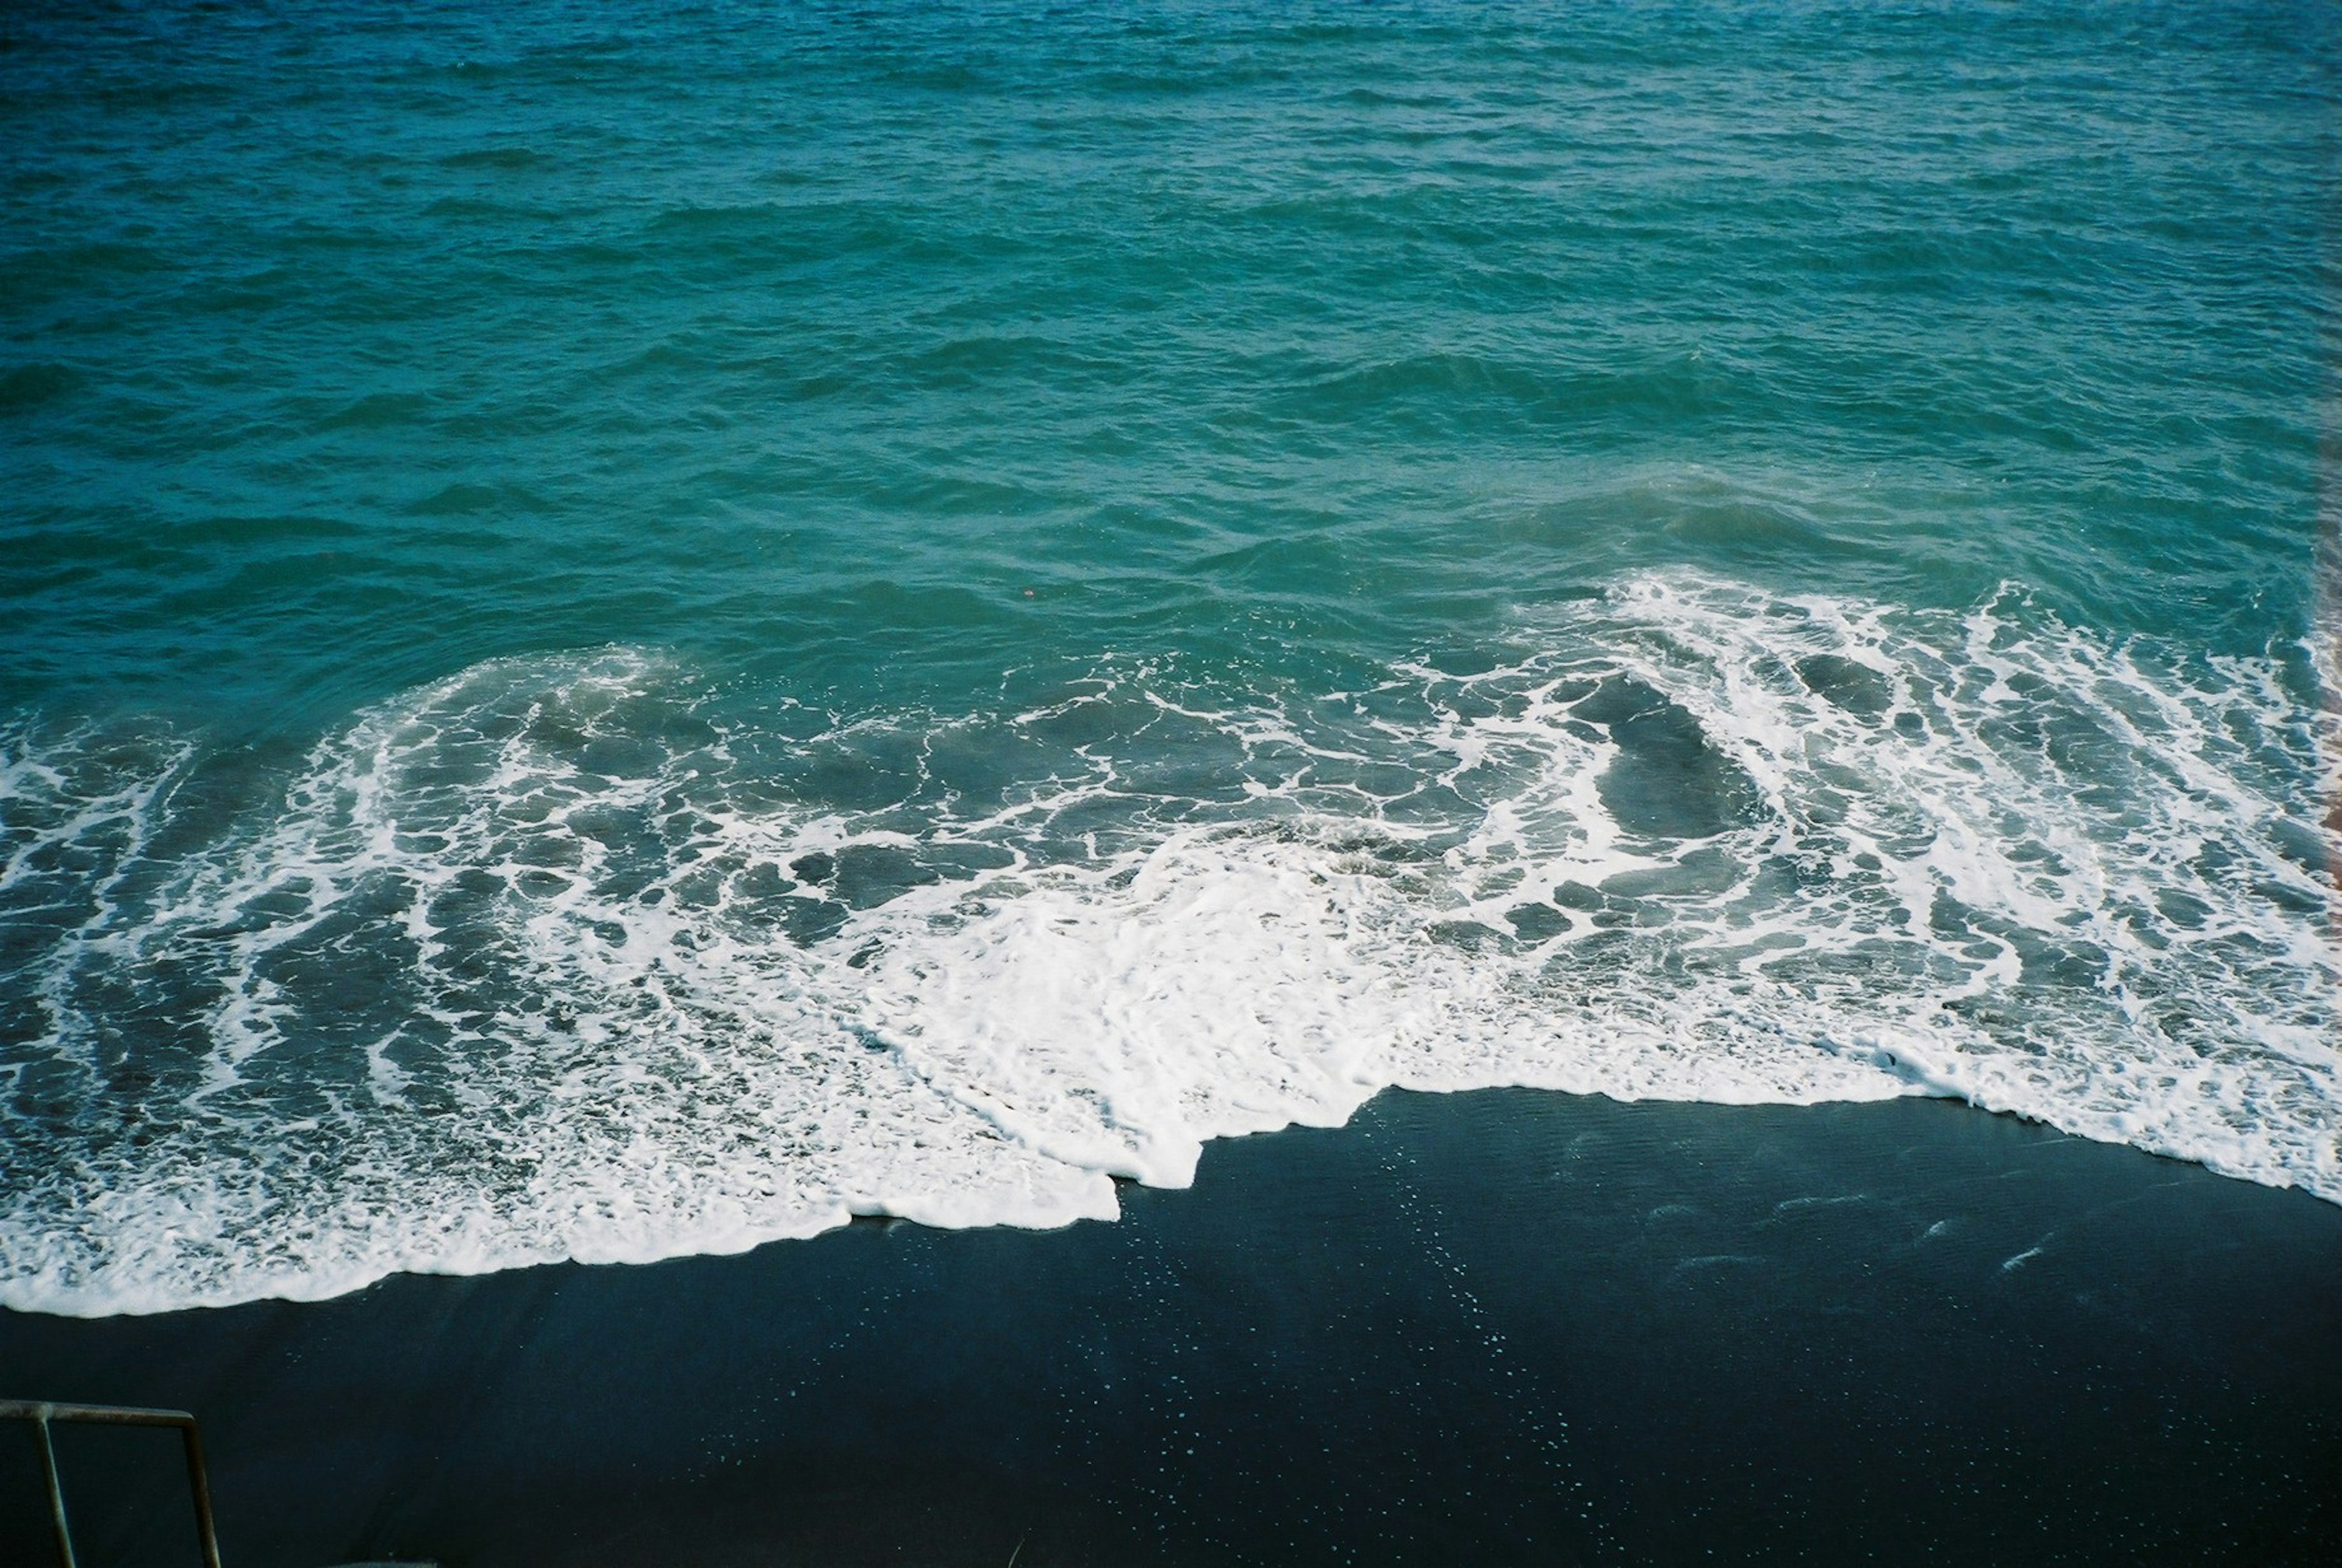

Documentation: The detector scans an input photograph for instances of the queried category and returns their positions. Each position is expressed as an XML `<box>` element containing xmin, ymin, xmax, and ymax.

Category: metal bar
<box><xmin>30</xmin><ymin>1413</ymin><xmax>78</xmax><ymax>1568</ymax></box>
<box><xmin>4</xmin><ymin>1400</ymin><xmax>220</xmax><ymax>1568</ymax></box>
<box><xmin>1</xmin><ymin>1401</ymin><xmax>200</xmax><ymax>1428</ymax></box>
<box><xmin>179</xmin><ymin>1420</ymin><xmax>224</xmax><ymax>1568</ymax></box>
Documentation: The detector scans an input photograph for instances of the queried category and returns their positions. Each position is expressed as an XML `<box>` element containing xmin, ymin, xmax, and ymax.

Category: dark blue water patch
<box><xmin>0</xmin><ymin>361</ymin><xmax>83</xmax><ymax>413</ymax></box>
<box><xmin>1573</xmin><ymin>676</ymin><xmax>1763</xmax><ymax>842</ymax></box>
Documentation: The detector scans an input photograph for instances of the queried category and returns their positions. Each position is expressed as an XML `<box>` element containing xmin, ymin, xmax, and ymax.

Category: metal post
<box><xmin>179</xmin><ymin>1419</ymin><xmax>224</xmax><ymax>1568</ymax></box>
<box><xmin>30</xmin><ymin>1409</ymin><xmax>78</xmax><ymax>1568</ymax></box>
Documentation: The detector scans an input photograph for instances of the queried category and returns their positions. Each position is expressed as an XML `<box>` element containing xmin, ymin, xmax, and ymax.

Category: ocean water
<box><xmin>2</xmin><ymin>0</ymin><xmax>2335</xmax><ymax>1317</ymax></box>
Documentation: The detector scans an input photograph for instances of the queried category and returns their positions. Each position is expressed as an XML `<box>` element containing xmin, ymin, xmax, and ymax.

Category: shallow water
<box><xmin>3</xmin><ymin>0</ymin><xmax>2337</xmax><ymax>1315</ymax></box>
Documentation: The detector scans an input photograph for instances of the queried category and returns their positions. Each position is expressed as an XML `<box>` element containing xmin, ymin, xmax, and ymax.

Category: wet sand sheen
<box><xmin>4</xmin><ymin>1087</ymin><xmax>2337</xmax><ymax>1566</ymax></box>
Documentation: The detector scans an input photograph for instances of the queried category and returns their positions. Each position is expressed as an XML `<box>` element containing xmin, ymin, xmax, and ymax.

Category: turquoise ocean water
<box><xmin>3</xmin><ymin>1</ymin><xmax>2336</xmax><ymax>1316</ymax></box>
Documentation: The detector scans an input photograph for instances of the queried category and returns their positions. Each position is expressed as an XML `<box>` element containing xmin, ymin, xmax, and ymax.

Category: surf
<box><xmin>4</xmin><ymin>571</ymin><xmax>2334</xmax><ymax>1317</ymax></box>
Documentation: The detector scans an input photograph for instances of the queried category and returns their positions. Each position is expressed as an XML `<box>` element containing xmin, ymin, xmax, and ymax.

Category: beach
<box><xmin>7</xmin><ymin>1088</ymin><xmax>2338</xmax><ymax>1565</ymax></box>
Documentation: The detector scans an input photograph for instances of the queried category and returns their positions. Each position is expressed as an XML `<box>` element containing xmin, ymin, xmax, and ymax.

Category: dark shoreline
<box><xmin>5</xmin><ymin>1088</ymin><xmax>2339</xmax><ymax>1567</ymax></box>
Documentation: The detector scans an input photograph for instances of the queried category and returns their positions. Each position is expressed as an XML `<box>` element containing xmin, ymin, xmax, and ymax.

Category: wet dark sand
<box><xmin>4</xmin><ymin>1088</ymin><xmax>2339</xmax><ymax>1566</ymax></box>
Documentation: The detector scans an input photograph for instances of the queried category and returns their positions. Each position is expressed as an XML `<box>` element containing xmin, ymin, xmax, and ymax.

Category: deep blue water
<box><xmin>2</xmin><ymin>1</ymin><xmax>2337</xmax><ymax>1316</ymax></box>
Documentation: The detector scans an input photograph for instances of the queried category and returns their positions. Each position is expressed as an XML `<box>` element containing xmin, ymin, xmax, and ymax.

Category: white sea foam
<box><xmin>3</xmin><ymin>573</ymin><xmax>2336</xmax><ymax>1316</ymax></box>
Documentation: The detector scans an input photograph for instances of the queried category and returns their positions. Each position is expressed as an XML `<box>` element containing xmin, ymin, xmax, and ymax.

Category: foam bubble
<box><xmin>2</xmin><ymin>573</ymin><xmax>2335</xmax><ymax>1316</ymax></box>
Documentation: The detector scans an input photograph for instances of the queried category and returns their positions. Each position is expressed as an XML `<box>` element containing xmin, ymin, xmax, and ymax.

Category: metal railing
<box><xmin>1</xmin><ymin>1400</ymin><xmax>223</xmax><ymax>1568</ymax></box>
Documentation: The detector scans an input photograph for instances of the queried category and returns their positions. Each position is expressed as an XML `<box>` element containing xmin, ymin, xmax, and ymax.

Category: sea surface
<box><xmin>2</xmin><ymin>0</ymin><xmax>2336</xmax><ymax>1318</ymax></box>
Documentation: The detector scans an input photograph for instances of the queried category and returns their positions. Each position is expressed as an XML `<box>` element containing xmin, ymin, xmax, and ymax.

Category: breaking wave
<box><xmin>4</xmin><ymin>572</ymin><xmax>2336</xmax><ymax>1316</ymax></box>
